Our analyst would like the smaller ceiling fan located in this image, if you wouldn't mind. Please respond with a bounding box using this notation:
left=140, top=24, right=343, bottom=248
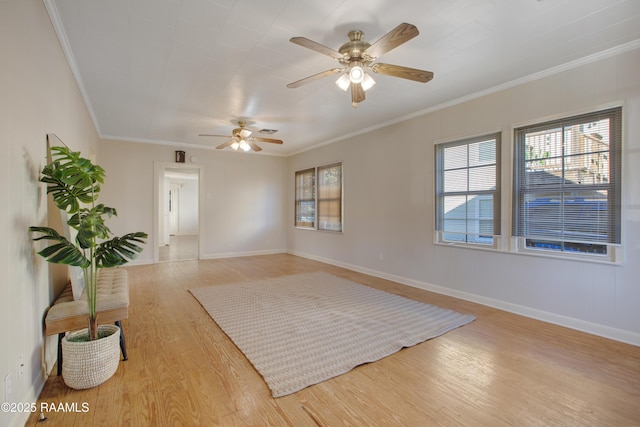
left=287, top=22, right=433, bottom=108
left=199, top=121, right=283, bottom=152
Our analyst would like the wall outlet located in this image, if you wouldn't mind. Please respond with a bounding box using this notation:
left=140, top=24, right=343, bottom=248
left=4, top=372, right=11, bottom=403
left=17, top=353, right=24, bottom=380
left=378, top=253, right=384, bottom=261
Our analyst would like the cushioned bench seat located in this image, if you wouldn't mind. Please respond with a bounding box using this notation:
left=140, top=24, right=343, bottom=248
left=45, top=268, right=129, bottom=375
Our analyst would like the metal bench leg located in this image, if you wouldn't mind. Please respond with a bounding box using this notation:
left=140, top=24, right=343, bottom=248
left=57, top=332, right=64, bottom=375
left=115, top=320, right=128, bottom=361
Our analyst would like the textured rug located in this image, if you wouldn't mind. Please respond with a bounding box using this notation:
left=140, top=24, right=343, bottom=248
left=189, top=271, right=475, bottom=397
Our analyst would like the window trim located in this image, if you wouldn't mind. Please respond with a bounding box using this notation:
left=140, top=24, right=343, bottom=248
left=434, top=132, right=502, bottom=249
left=294, top=163, right=343, bottom=233
left=294, top=168, right=316, bottom=229
left=316, top=163, right=343, bottom=232
left=511, top=106, right=622, bottom=264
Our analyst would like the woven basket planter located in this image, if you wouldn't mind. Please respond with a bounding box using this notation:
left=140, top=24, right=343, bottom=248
left=61, top=324, right=121, bottom=389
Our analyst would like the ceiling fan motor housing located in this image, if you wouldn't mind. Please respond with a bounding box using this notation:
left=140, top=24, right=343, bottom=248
left=338, top=30, right=372, bottom=63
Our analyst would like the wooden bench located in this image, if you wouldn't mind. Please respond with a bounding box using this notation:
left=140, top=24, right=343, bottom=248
left=45, top=268, right=129, bottom=375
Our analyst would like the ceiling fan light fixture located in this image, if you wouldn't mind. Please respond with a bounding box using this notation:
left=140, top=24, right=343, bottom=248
left=361, top=73, right=376, bottom=91
left=349, top=64, right=365, bottom=83
left=288, top=23, right=433, bottom=109
left=239, top=139, right=251, bottom=152
left=335, top=74, right=350, bottom=91
left=201, top=120, right=284, bottom=152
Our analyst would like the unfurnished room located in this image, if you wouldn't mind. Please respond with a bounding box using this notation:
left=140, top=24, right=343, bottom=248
left=2, top=0, right=640, bottom=426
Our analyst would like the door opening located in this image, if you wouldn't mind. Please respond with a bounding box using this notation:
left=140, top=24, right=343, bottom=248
left=154, top=163, right=202, bottom=263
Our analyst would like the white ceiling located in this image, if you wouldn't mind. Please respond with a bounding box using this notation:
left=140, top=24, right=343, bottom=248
left=46, top=0, right=640, bottom=156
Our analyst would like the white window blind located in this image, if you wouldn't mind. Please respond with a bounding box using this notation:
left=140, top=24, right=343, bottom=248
left=295, top=168, right=315, bottom=228
left=295, top=163, right=343, bottom=231
left=317, top=163, right=342, bottom=232
left=435, top=134, right=501, bottom=245
left=513, top=107, right=622, bottom=255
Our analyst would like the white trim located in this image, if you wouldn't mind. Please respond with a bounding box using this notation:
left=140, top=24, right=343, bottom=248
left=288, top=249, right=640, bottom=347
left=120, top=257, right=154, bottom=267
left=510, top=104, right=624, bottom=265
left=153, top=162, right=204, bottom=264
left=10, top=377, right=45, bottom=427
left=294, top=162, right=344, bottom=232
left=433, top=129, right=503, bottom=147
left=289, top=41, right=640, bottom=157
left=433, top=231, right=502, bottom=251
left=434, top=133, right=501, bottom=250
left=43, top=0, right=101, bottom=136
left=511, top=100, right=625, bottom=129
left=202, top=248, right=287, bottom=259
left=102, top=135, right=286, bottom=157
left=512, top=237, right=622, bottom=265
left=45, top=0, right=640, bottom=160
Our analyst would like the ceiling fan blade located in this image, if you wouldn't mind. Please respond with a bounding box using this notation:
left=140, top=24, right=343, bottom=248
left=287, top=68, right=343, bottom=88
left=216, top=139, right=235, bottom=149
left=290, top=37, right=343, bottom=60
left=253, top=137, right=283, bottom=144
left=364, top=23, right=419, bottom=59
left=248, top=141, right=263, bottom=152
left=199, top=134, right=231, bottom=138
left=350, top=82, right=365, bottom=106
left=370, top=63, right=433, bottom=83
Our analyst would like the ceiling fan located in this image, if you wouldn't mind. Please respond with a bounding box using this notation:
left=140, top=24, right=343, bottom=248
left=199, top=121, right=283, bottom=152
left=287, top=22, right=433, bottom=108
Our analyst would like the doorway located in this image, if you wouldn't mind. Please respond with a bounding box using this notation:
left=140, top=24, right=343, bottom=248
left=154, top=163, right=202, bottom=263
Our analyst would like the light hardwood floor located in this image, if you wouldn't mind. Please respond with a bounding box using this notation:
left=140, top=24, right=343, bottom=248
left=158, top=234, right=199, bottom=262
left=27, top=254, right=640, bottom=426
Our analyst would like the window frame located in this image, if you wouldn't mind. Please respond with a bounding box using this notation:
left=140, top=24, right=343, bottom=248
left=294, top=168, right=316, bottom=229
left=512, top=106, right=622, bottom=263
left=434, top=132, right=502, bottom=249
left=294, top=163, right=343, bottom=232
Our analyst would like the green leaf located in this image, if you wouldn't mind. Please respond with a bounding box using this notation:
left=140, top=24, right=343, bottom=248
left=41, top=146, right=105, bottom=214
left=29, top=226, right=90, bottom=268
left=71, top=205, right=116, bottom=249
left=95, top=232, right=148, bottom=268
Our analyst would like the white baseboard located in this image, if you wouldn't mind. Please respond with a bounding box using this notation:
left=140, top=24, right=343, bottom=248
left=8, top=377, right=46, bottom=427
left=202, top=248, right=287, bottom=260
left=125, top=258, right=154, bottom=266
left=288, top=250, right=640, bottom=347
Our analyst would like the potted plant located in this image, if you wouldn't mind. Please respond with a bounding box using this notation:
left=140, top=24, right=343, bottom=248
left=30, top=145, right=147, bottom=387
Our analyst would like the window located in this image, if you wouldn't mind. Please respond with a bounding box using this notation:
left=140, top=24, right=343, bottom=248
left=295, top=168, right=315, bottom=228
left=317, top=164, right=343, bottom=231
left=435, top=134, right=501, bottom=246
left=513, top=107, right=621, bottom=258
left=295, top=163, right=342, bottom=231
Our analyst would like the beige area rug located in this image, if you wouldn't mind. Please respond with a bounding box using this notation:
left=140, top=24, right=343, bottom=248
left=189, top=271, right=475, bottom=397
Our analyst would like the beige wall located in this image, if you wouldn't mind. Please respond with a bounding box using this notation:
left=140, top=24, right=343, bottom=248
left=3, top=3, right=639, bottom=426
left=288, top=47, right=640, bottom=345
left=1, top=1, right=99, bottom=426
left=97, top=139, right=288, bottom=263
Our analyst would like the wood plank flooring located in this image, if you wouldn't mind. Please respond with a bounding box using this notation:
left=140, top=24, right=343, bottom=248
left=158, top=234, right=199, bottom=262
left=26, top=254, right=640, bottom=426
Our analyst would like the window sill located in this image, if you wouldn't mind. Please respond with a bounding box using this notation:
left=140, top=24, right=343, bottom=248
left=510, top=237, right=622, bottom=265
left=433, top=232, right=502, bottom=251
left=294, top=226, right=343, bottom=234
left=434, top=241, right=499, bottom=250
left=433, top=233, right=623, bottom=265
